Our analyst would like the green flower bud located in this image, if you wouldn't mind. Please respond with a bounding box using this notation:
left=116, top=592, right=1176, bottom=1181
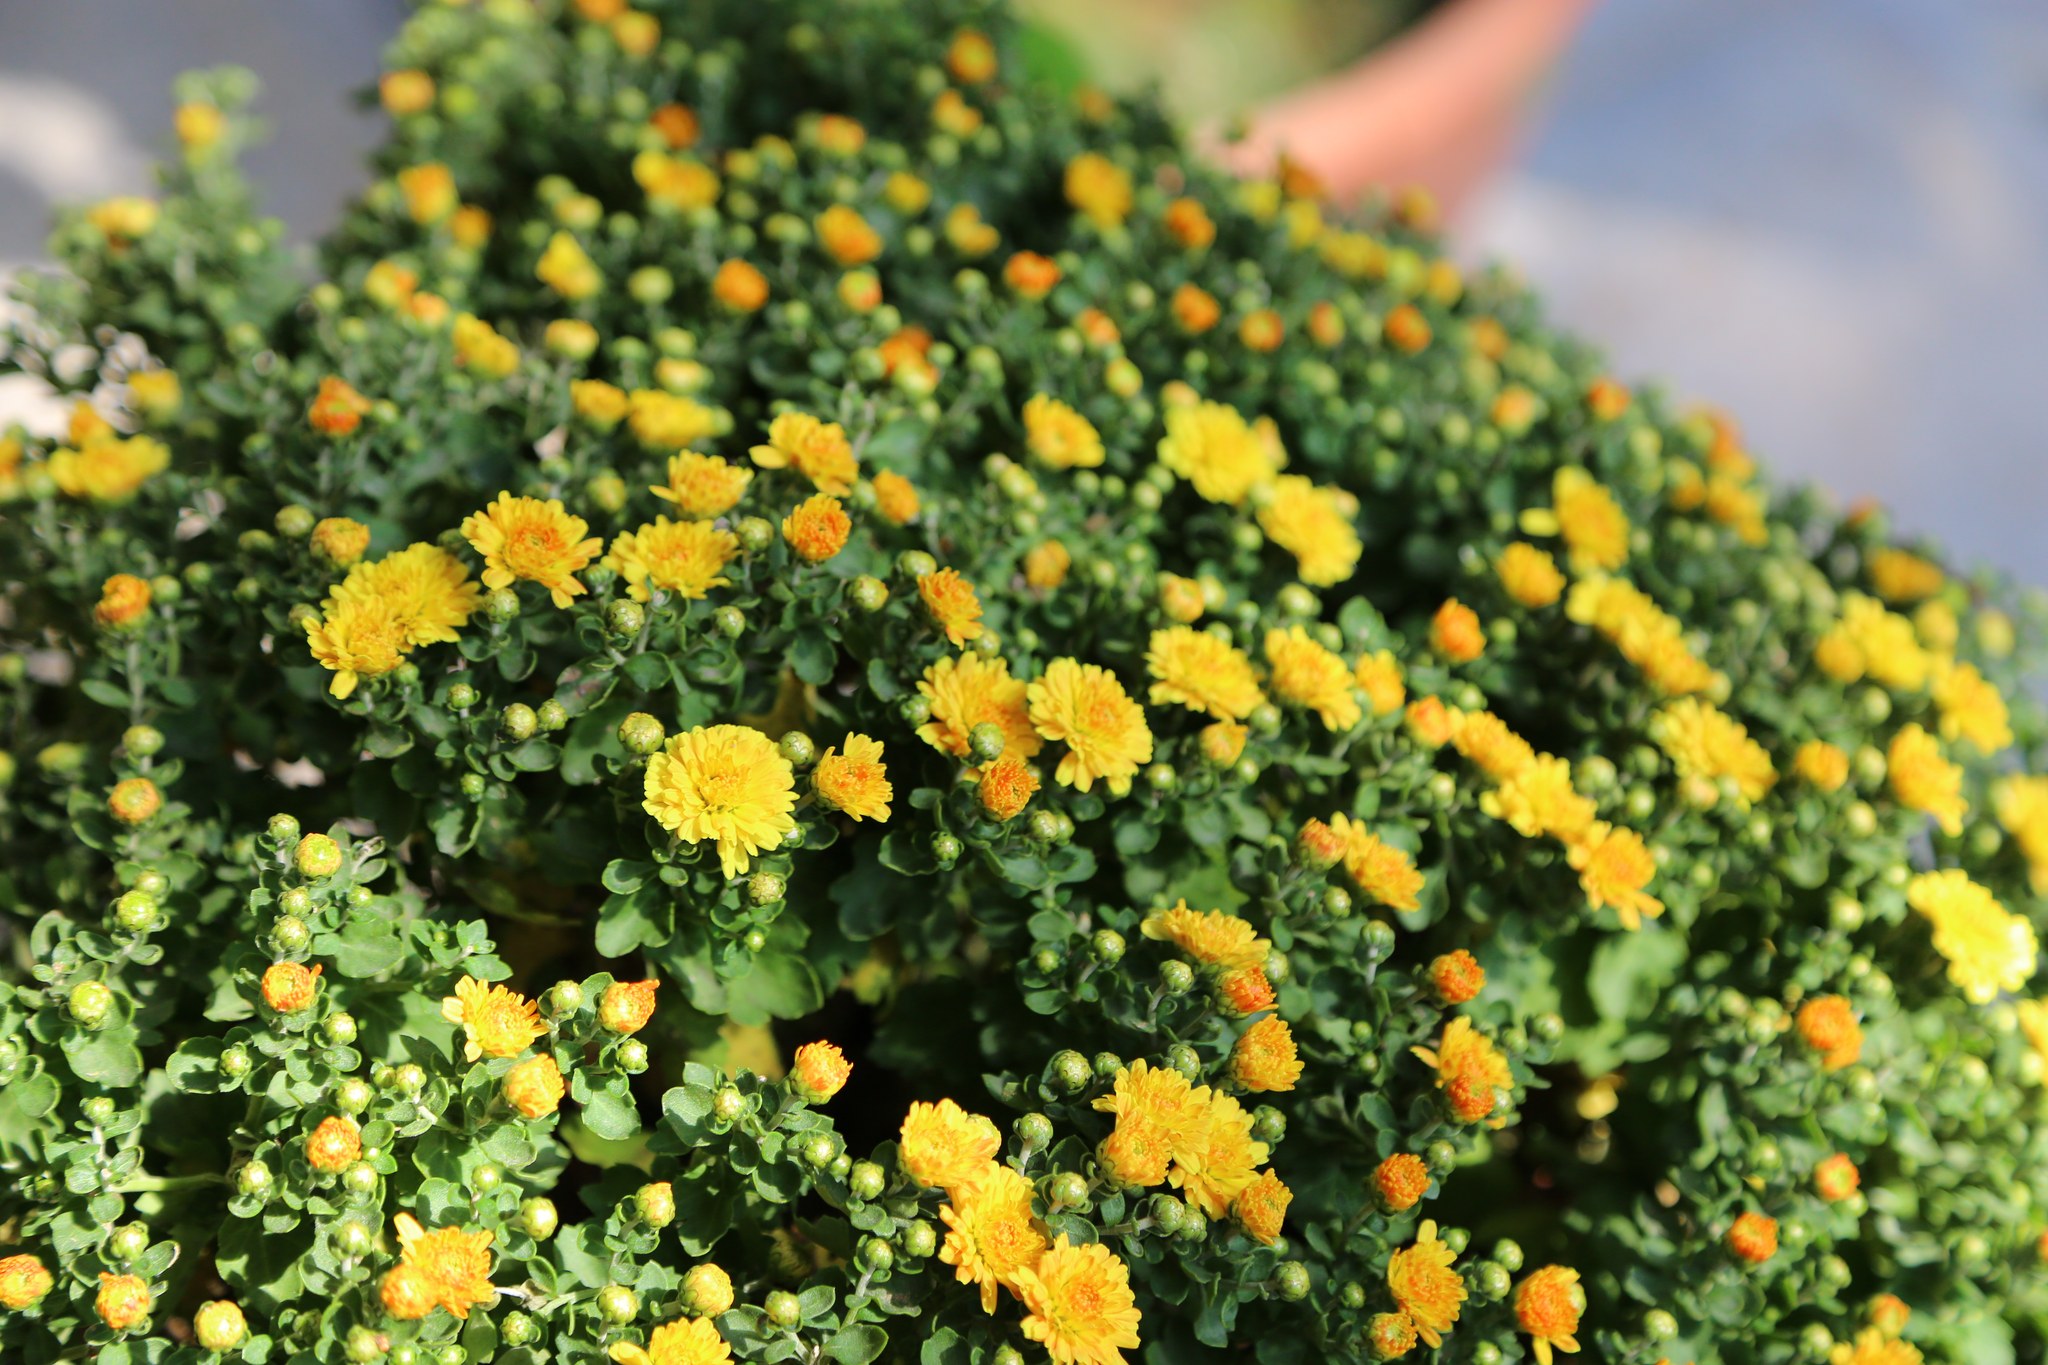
left=501, top=1311, right=541, bottom=1348
left=521, top=1196, right=560, bottom=1240
left=198, top=1301, right=252, bottom=1352
left=605, top=599, right=646, bottom=639
left=619, top=1039, right=650, bottom=1072
left=112, top=890, right=158, bottom=933
left=237, top=1159, right=273, bottom=1197
left=484, top=587, right=521, bottom=624
left=748, top=872, right=786, bottom=905
left=1044, top=1171, right=1089, bottom=1210
left=1274, top=1262, right=1310, bottom=1301
left=619, top=712, right=666, bottom=754
left=712, top=1085, right=746, bottom=1123
left=967, top=721, right=1007, bottom=764
left=897, top=550, right=938, bottom=580
left=1049, top=1049, right=1092, bottom=1094
left=931, top=833, right=962, bottom=865
left=499, top=703, right=538, bottom=742
left=599, top=1283, right=640, bottom=1324
left=221, top=1044, right=252, bottom=1079
left=267, top=813, right=301, bottom=844
left=765, top=1289, right=803, bottom=1328
left=343, top=1161, right=379, bottom=1196
left=121, top=724, right=165, bottom=759
left=322, top=1012, right=359, bottom=1046
left=1090, top=928, right=1125, bottom=964
left=336, top=1077, right=374, bottom=1114
left=848, top=575, right=890, bottom=611
left=335, top=1217, right=374, bottom=1257
left=635, top=1181, right=676, bottom=1227
left=899, top=1220, right=937, bottom=1259
left=778, top=731, right=816, bottom=766
left=68, top=980, right=115, bottom=1029
left=714, top=605, right=746, bottom=639
left=1158, top=959, right=1195, bottom=995
left=271, top=915, right=312, bottom=954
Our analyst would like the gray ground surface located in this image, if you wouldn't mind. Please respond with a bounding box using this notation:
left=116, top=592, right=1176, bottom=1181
left=4, top=0, right=2044, bottom=584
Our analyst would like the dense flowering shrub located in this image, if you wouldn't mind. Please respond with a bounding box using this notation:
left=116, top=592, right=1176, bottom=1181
left=4, top=2, right=2048, bottom=1363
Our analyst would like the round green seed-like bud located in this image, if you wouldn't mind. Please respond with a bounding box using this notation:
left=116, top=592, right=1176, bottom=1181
left=899, top=1220, right=937, bottom=1259
left=237, top=1159, right=274, bottom=1197
left=1250, top=1106, right=1286, bottom=1146
left=605, top=599, right=646, bottom=639
left=1470, top=1346, right=1503, bottom=1365
left=803, top=1134, right=839, bottom=1169
left=109, top=1222, right=150, bottom=1263
left=1471, top=1260, right=1510, bottom=1300
left=499, top=703, right=538, bottom=742
left=1158, top=959, right=1196, bottom=995
left=1798, top=1324, right=1833, bottom=1358
left=393, top=1063, right=427, bottom=1095
left=1361, top=919, right=1397, bottom=962
left=336, top=1077, right=374, bottom=1114
left=447, top=681, right=479, bottom=710
left=681, top=1263, right=734, bottom=1318
left=268, top=812, right=301, bottom=844
left=1090, top=929, right=1125, bottom=964
left=898, top=695, right=933, bottom=727
left=68, top=979, right=115, bottom=1029
left=1045, top=1171, right=1090, bottom=1210
left=322, top=1012, right=359, bottom=1047
left=471, top=1162, right=504, bottom=1194
left=619, top=712, right=666, bottom=755
left=777, top=731, right=816, bottom=766
left=897, top=550, right=939, bottom=580
left=196, top=1301, right=251, bottom=1352
left=848, top=575, right=890, bottom=611
left=549, top=980, right=585, bottom=1015
left=619, top=1040, right=650, bottom=1073
left=1049, top=1049, right=1092, bottom=1094
left=711, top=605, right=745, bottom=639
left=460, top=772, right=487, bottom=801
left=484, top=587, right=521, bottom=624
left=992, top=1347, right=1026, bottom=1365
left=635, top=1181, right=676, bottom=1227
left=966, top=722, right=1007, bottom=764
left=121, top=724, right=166, bottom=760
left=848, top=1161, right=887, bottom=1201
left=221, top=1044, right=252, bottom=1079
left=741, top=928, right=768, bottom=953
left=735, top=516, right=774, bottom=552
left=1093, top=1051, right=1124, bottom=1078
left=1015, top=1112, right=1055, bottom=1149
left=1026, top=809, right=1063, bottom=843
left=132, top=868, right=170, bottom=899
left=502, top=1311, right=541, bottom=1348
left=1166, top=1043, right=1201, bottom=1079
left=83, top=1095, right=117, bottom=1125
left=1532, top=1012, right=1565, bottom=1045
left=1440, top=1226, right=1470, bottom=1255
left=1273, top=1262, right=1310, bottom=1301
left=272, top=914, right=312, bottom=954
left=1148, top=1194, right=1188, bottom=1236
left=520, top=1196, right=560, bottom=1240
left=712, top=1085, right=747, bottom=1123
left=1178, top=1208, right=1208, bottom=1243
left=931, top=833, right=963, bottom=865
left=535, top=698, right=568, bottom=733
left=113, top=890, right=158, bottom=933
left=748, top=872, right=786, bottom=905
left=335, top=1217, right=374, bottom=1257
left=343, top=1161, right=379, bottom=1196
left=1492, top=1238, right=1524, bottom=1272
left=765, top=1290, right=803, bottom=1329
left=1425, top=1139, right=1459, bottom=1174
left=598, top=1283, right=640, bottom=1324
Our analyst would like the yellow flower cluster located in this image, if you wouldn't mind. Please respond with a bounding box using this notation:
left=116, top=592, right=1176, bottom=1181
left=1565, top=576, right=1721, bottom=697
left=1905, top=869, right=2037, bottom=1004
left=305, top=544, right=480, bottom=698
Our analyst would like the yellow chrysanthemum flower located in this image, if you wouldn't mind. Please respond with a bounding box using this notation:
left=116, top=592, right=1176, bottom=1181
left=1793, top=740, right=1850, bottom=793
left=1093, top=1059, right=1211, bottom=1188
left=1867, top=547, right=1944, bottom=604
left=939, top=1163, right=1049, bottom=1313
left=1520, top=467, right=1629, bottom=571
left=1480, top=754, right=1596, bottom=840
left=452, top=313, right=519, bottom=378
left=1386, top=1221, right=1467, bottom=1348
left=1449, top=709, right=1536, bottom=784
left=1144, top=626, right=1264, bottom=720
left=1064, top=151, right=1133, bottom=227
left=643, top=725, right=798, bottom=878
left=750, top=412, right=858, bottom=493
left=900, top=1098, right=1002, bottom=1192
left=2017, top=999, right=2048, bottom=1081
left=917, top=653, right=1043, bottom=768
left=1412, top=1016, right=1514, bottom=1125
left=1233, top=1169, right=1291, bottom=1245
left=1652, top=698, right=1777, bottom=807
left=461, top=493, right=603, bottom=608
left=1158, top=400, right=1280, bottom=506
left=1566, top=823, right=1663, bottom=930
left=1231, top=1017, right=1302, bottom=1092
left=1931, top=659, right=2012, bottom=753
left=609, top=1316, right=733, bottom=1365
left=504, top=1054, right=567, bottom=1118
left=1887, top=723, right=1967, bottom=835
left=1255, top=476, right=1362, bottom=586
left=1995, top=774, right=2048, bottom=894
left=1565, top=576, right=1720, bottom=697
left=398, top=162, right=457, bottom=223
left=629, top=390, right=720, bottom=450
left=440, top=975, right=545, bottom=1063
left=633, top=150, right=721, bottom=213
left=1024, top=394, right=1105, bottom=469
left=605, top=517, right=737, bottom=604
left=1495, top=542, right=1566, bottom=609
left=1171, top=1090, right=1268, bottom=1217
left=1513, top=1265, right=1584, bottom=1365
left=1354, top=650, right=1406, bottom=717
left=536, top=230, right=601, bottom=300
left=1138, top=901, right=1270, bottom=972
left=873, top=470, right=920, bottom=525
left=1331, top=813, right=1425, bottom=912
left=653, top=451, right=751, bottom=517
left=48, top=435, right=171, bottom=503
left=781, top=493, right=851, bottom=562
left=1816, top=593, right=1930, bottom=691
left=392, top=1213, right=496, bottom=1319
left=1027, top=658, right=1154, bottom=797
left=1906, top=868, right=2037, bottom=1004
left=790, top=1040, right=852, bottom=1104
left=327, top=543, right=480, bottom=653
left=918, top=569, right=985, bottom=647
left=1264, top=626, right=1361, bottom=731
left=814, top=733, right=892, bottom=821
left=304, top=596, right=407, bottom=699
left=1830, top=1328, right=1922, bottom=1365
left=1013, top=1237, right=1142, bottom=1365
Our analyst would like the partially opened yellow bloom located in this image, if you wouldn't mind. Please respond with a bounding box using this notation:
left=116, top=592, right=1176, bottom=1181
left=461, top=493, right=603, bottom=608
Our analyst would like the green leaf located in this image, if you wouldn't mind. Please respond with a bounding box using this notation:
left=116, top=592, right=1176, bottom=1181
left=64, top=1028, right=144, bottom=1087
left=581, top=1082, right=643, bottom=1141
left=1586, top=925, right=1688, bottom=1023
left=825, top=1325, right=887, bottom=1365
left=165, top=1038, right=226, bottom=1094
left=595, top=885, right=671, bottom=958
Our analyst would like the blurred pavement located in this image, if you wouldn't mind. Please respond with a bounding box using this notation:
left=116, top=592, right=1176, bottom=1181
left=3, top=0, right=2045, bottom=585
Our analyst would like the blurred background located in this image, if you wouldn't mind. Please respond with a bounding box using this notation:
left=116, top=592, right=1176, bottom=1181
left=4, top=0, right=2046, bottom=584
